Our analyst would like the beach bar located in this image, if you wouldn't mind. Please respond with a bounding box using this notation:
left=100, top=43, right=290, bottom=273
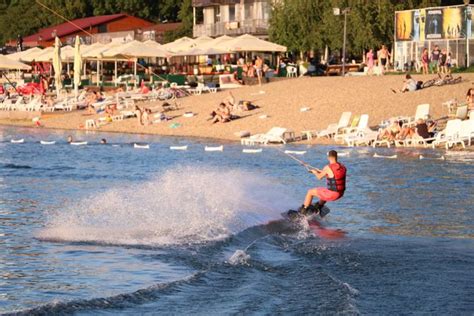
left=394, top=3, right=474, bottom=71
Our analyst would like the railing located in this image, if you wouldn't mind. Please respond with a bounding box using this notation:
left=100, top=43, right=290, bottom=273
left=192, top=0, right=240, bottom=7
left=193, top=19, right=269, bottom=37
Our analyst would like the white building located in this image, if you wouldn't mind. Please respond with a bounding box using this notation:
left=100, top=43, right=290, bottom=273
left=192, top=0, right=272, bottom=38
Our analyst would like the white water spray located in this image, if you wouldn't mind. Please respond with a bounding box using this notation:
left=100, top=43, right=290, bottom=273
left=38, top=166, right=297, bottom=246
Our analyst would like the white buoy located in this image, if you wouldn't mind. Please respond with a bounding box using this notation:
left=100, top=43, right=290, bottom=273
left=338, top=152, right=350, bottom=157
left=134, top=143, right=150, bottom=149
left=40, top=141, right=56, bottom=145
left=419, top=154, right=445, bottom=160
left=243, top=148, right=262, bottom=154
left=285, top=150, right=306, bottom=155
left=205, top=145, right=223, bottom=152
left=70, top=141, right=88, bottom=146
left=373, top=153, right=397, bottom=159
left=10, top=139, right=24, bottom=144
left=170, top=145, right=188, bottom=151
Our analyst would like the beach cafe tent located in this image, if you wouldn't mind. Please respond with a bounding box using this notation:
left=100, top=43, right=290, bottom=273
left=73, top=35, right=82, bottom=99
left=197, top=35, right=233, bottom=50
left=102, top=40, right=170, bottom=58
left=162, top=36, right=196, bottom=53
left=7, top=47, right=43, bottom=62
left=60, top=45, right=75, bottom=61
left=172, top=47, right=227, bottom=57
left=31, top=47, right=55, bottom=62
left=221, top=34, right=287, bottom=53
left=0, top=54, right=31, bottom=70
left=193, top=35, right=214, bottom=47
left=52, top=37, right=62, bottom=96
left=144, top=40, right=162, bottom=48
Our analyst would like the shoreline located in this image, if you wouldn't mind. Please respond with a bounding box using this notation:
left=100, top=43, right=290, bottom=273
left=1, top=74, right=473, bottom=149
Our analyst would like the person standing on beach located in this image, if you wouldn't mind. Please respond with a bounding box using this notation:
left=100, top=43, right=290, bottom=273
left=378, top=45, right=391, bottom=74
left=421, top=48, right=429, bottom=74
left=431, top=45, right=441, bottom=74
left=255, top=56, right=263, bottom=86
left=298, top=150, right=347, bottom=217
left=366, top=49, right=374, bottom=75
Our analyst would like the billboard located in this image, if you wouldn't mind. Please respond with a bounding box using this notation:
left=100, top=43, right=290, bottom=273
left=443, top=7, right=464, bottom=39
left=425, top=9, right=443, bottom=39
left=396, top=5, right=473, bottom=41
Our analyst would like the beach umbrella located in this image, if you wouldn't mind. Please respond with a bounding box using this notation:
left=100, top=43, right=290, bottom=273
left=173, top=47, right=227, bottom=57
left=73, top=36, right=82, bottom=99
left=52, top=37, right=62, bottom=97
left=0, top=54, right=31, bottom=70
left=7, top=47, right=43, bottom=62
left=103, top=40, right=170, bottom=58
left=162, top=36, right=196, bottom=52
left=324, top=45, right=328, bottom=64
left=33, top=46, right=55, bottom=62
left=222, top=34, right=287, bottom=53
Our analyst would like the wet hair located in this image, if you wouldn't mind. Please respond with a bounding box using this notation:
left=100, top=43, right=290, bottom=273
left=467, top=88, right=474, bottom=97
left=100, top=138, right=107, bottom=144
left=328, top=150, right=338, bottom=159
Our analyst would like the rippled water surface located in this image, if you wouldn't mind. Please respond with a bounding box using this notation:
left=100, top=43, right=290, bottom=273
left=0, top=126, right=473, bottom=315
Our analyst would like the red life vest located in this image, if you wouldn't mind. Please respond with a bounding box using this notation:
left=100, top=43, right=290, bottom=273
left=327, top=163, right=346, bottom=195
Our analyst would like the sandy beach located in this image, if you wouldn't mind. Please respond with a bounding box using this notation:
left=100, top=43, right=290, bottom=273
left=1, top=73, right=473, bottom=144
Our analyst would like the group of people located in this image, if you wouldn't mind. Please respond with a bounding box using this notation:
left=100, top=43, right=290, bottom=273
left=365, top=44, right=391, bottom=75
left=378, top=118, right=437, bottom=143
left=421, top=45, right=451, bottom=74
left=209, top=92, right=258, bottom=124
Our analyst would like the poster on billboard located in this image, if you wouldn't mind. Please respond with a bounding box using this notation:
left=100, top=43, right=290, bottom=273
left=396, top=11, right=414, bottom=41
left=425, top=9, right=443, bottom=39
left=443, top=7, right=464, bottom=39
left=467, top=6, right=473, bottom=38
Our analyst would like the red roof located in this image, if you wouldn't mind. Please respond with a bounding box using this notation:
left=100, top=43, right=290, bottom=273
left=22, top=14, right=129, bottom=43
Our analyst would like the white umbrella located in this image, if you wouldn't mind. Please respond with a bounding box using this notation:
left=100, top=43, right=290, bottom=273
left=162, top=37, right=196, bottom=52
left=52, top=37, right=62, bottom=97
left=324, top=45, right=329, bottom=64
left=7, top=47, right=43, bottom=62
left=173, top=47, right=227, bottom=57
left=33, top=47, right=55, bottom=62
left=73, top=36, right=82, bottom=99
left=0, top=54, right=31, bottom=70
left=103, top=40, right=170, bottom=58
left=222, top=34, right=287, bottom=52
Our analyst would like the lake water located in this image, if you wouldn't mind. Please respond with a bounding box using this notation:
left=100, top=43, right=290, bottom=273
left=0, top=126, right=473, bottom=315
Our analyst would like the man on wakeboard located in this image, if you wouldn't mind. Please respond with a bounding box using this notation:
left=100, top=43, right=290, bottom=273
left=298, top=150, right=346, bottom=217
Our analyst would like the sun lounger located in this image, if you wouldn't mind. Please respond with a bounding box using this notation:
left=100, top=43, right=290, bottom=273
left=432, top=119, right=462, bottom=149
left=450, top=119, right=474, bottom=148
left=306, top=112, right=352, bottom=139
left=345, top=129, right=379, bottom=147
left=241, top=127, right=295, bottom=145
left=403, top=103, right=430, bottom=127
left=335, top=114, right=369, bottom=143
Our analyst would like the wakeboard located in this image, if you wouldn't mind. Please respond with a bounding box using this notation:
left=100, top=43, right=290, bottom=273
left=282, top=206, right=346, bottom=239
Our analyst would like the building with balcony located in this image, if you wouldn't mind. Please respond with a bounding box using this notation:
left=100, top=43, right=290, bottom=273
left=192, top=0, right=271, bottom=38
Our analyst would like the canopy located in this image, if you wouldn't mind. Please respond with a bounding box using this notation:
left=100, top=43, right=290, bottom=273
left=0, top=54, right=31, bottom=70
left=144, top=40, right=162, bottom=48
left=52, top=37, right=62, bottom=96
left=197, top=35, right=233, bottom=50
left=73, top=36, right=82, bottom=98
left=60, top=45, right=75, bottom=61
left=162, top=36, right=196, bottom=52
left=7, top=47, right=43, bottom=62
left=102, top=40, right=170, bottom=58
left=82, top=42, right=118, bottom=59
left=172, top=47, right=227, bottom=57
left=32, top=47, right=55, bottom=62
left=193, top=35, right=213, bottom=46
left=221, top=34, right=287, bottom=52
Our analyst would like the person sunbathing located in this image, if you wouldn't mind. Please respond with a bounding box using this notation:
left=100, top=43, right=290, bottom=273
left=379, top=121, right=402, bottom=141
left=211, top=103, right=232, bottom=124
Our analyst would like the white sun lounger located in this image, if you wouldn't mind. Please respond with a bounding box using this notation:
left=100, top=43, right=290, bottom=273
left=403, top=103, right=430, bottom=127
left=432, top=119, right=462, bottom=149
left=241, top=127, right=295, bottom=146
left=313, top=112, right=352, bottom=139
